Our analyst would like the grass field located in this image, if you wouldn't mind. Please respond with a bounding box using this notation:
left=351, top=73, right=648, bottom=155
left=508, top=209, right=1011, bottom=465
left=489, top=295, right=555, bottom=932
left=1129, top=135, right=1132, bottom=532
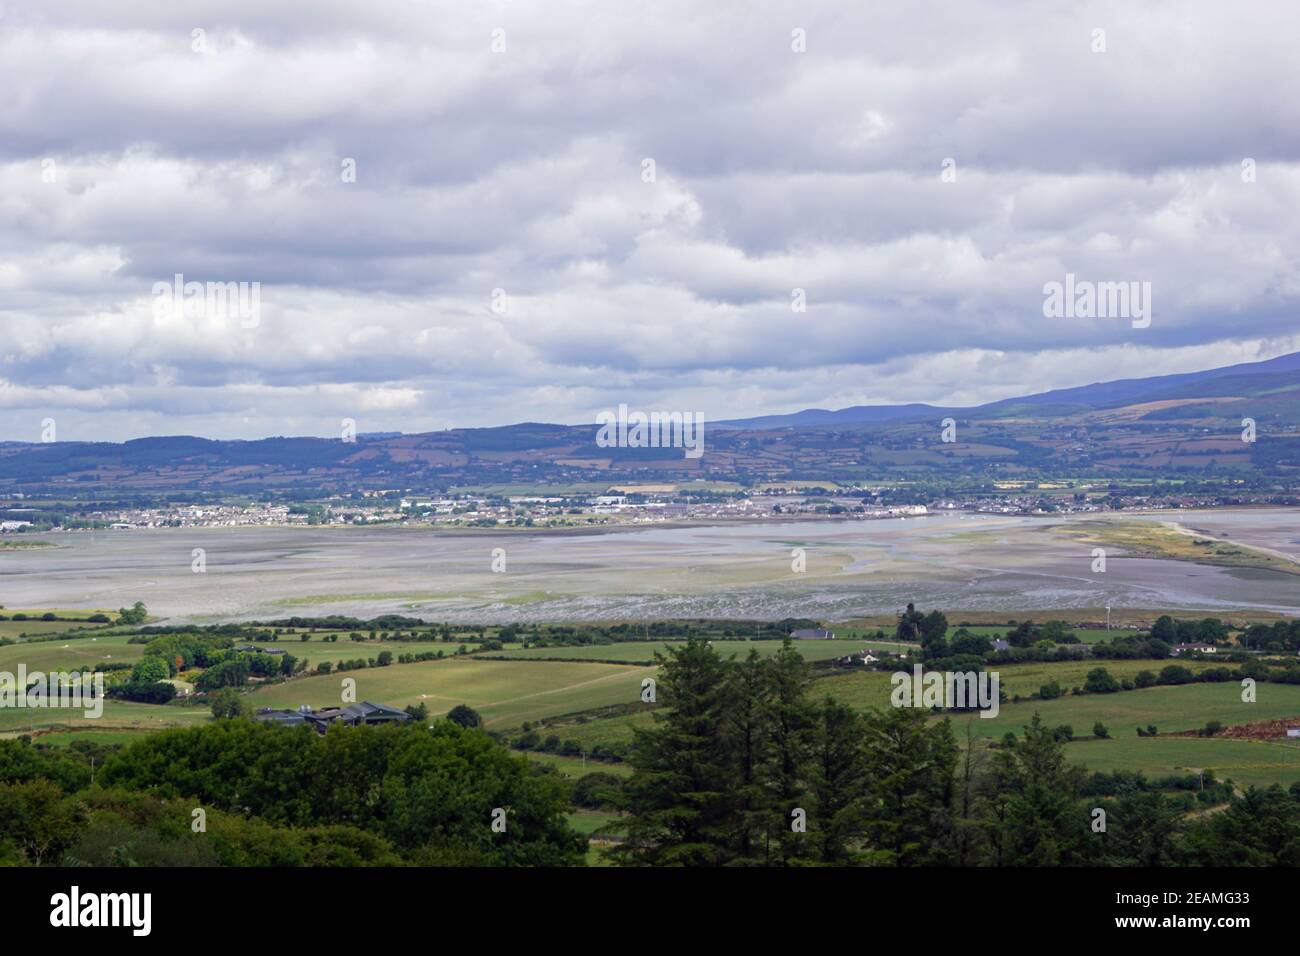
left=544, top=672, right=1300, bottom=766
left=0, top=632, right=144, bottom=673
left=0, top=620, right=110, bottom=639
left=524, top=751, right=633, bottom=778
left=247, top=657, right=656, bottom=728
left=483, top=639, right=911, bottom=664
left=819, top=658, right=1223, bottom=710
left=0, top=699, right=209, bottom=737
left=265, top=638, right=463, bottom=664
left=971, top=682, right=1300, bottom=740
left=1065, top=736, right=1300, bottom=789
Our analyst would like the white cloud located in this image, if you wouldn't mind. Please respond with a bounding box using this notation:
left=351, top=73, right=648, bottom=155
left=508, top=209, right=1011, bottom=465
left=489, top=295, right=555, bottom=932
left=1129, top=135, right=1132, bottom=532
left=1, top=0, right=1299, bottom=440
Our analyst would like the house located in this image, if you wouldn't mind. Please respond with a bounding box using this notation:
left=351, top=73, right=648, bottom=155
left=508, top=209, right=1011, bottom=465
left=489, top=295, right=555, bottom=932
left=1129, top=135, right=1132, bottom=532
left=1171, top=643, right=1217, bottom=656
left=1288, top=729, right=1300, bottom=738
left=791, top=628, right=835, bottom=640
left=254, top=700, right=413, bottom=734
left=990, top=639, right=1011, bottom=652
left=339, top=700, right=414, bottom=726
left=253, top=705, right=312, bottom=727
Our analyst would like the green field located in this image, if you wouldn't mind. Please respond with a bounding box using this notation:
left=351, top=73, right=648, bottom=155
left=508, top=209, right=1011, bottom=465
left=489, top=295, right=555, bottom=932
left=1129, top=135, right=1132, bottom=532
left=525, top=751, right=633, bottom=778
left=484, top=639, right=911, bottom=664
left=1065, top=736, right=1300, bottom=789
left=0, top=619, right=110, bottom=639
left=0, top=699, right=209, bottom=737
left=970, top=682, right=1300, bottom=740
left=567, top=809, right=625, bottom=838
left=0, top=632, right=143, bottom=673
left=247, top=657, right=656, bottom=728
left=263, top=638, right=463, bottom=664
left=820, top=658, right=1223, bottom=711
left=542, top=674, right=1300, bottom=773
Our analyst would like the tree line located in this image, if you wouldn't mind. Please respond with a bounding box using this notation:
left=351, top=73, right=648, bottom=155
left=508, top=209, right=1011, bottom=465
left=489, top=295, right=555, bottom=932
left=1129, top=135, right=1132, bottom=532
left=613, top=638, right=1300, bottom=866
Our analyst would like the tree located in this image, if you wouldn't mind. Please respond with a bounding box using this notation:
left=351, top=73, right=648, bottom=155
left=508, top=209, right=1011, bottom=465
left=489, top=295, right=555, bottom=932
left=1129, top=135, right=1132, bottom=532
left=988, top=714, right=1088, bottom=866
left=404, top=701, right=429, bottom=722
left=807, top=697, right=867, bottom=863
left=720, top=649, right=770, bottom=863
left=1102, top=790, right=1185, bottom=866
left=116, top=601, right=148, bottom=626
left=1150, top=615, right=1178, bottom=644
left=446, top=704, right=482, bottom=728
left=1083, top=667, right=1120, bottom=694
left=617, top=638, right=735, bottom=866
left=210, top=687, right=246, bottom=719
left=760, top=640, right=814, bottom=865
left=862, top=706, right=957, bottom=866
left=130, top=657, right=170, bottom=684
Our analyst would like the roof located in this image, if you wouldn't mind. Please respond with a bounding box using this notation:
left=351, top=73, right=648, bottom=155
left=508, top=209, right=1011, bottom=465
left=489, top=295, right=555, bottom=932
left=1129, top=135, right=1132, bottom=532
left=343, top=700, right=413, bottom=720
left=790, top=628, right=834, bottom=639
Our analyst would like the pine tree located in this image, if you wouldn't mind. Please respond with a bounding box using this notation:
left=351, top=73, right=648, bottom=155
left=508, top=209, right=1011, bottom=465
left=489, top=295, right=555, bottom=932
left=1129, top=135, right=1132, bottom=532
left=721, top=649, right=770, bottom=864
left=760, top=639, right=815, bottom=865
left=807, top=696, right=867, bottom=863
left=862, top=706, right=957, bottom=865
left=616, top=638, right=735, bottom=866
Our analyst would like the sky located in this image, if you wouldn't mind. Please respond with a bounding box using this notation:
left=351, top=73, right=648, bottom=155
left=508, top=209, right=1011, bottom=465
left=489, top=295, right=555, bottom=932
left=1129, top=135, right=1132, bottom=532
left=2, top=0, right=1299, bottom=442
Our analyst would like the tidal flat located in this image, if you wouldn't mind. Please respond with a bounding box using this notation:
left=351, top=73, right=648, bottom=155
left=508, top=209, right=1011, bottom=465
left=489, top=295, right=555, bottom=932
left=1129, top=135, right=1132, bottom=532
left=2, top=509, right=1298, bottom=625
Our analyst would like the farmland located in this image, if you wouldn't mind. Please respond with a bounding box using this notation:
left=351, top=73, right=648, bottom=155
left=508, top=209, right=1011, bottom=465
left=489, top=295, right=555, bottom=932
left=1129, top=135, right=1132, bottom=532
left=245, top=656, right=656, bottom=729
left=483, top=638, right=911, bottom=664
left=3, top=606, right=1298, bottom=812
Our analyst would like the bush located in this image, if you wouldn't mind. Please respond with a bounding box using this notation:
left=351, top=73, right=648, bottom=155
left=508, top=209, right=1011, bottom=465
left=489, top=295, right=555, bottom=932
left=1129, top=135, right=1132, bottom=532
left=1083, top=667, right=1121, bottom=694
left=1158, top=665, right=1195, bottom=686
left=210, top=687, right=246, bottom=719
left=571, top=772, right=625, bottom=809
left=446, top=704, right=482, bottom=729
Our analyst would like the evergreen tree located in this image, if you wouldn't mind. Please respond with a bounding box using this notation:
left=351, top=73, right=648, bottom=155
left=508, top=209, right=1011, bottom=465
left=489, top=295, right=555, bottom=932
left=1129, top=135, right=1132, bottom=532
left=989, top=713, right=1089, bottom=865
left=721, top=649, right=770, bottom=863
left=759, top=640, right=814, bottom=865
left=617, top=638, right=735, bottom=866
left=807, top=696, right=867, bottom=863
left=862, top=706, right=957, bottom=865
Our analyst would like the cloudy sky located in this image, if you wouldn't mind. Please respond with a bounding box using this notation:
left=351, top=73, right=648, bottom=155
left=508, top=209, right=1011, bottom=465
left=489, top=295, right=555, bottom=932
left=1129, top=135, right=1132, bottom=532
left=2, top=0, right=1299, bottom=442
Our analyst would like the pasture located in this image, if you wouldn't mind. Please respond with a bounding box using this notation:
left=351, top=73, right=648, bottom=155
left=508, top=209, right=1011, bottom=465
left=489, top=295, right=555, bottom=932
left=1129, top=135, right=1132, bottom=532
left=1065, top=736, right=1300, bottom=789
left=0, top=632, right=143, bottom=673
left=247, top=657, right=656, bottom=728
left=483, top=638, right=910, bottom=664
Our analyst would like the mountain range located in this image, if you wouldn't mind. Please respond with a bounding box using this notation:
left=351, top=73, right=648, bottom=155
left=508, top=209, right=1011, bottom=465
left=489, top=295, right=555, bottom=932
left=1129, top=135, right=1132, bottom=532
left=4, top=351, right=1300, bottom=492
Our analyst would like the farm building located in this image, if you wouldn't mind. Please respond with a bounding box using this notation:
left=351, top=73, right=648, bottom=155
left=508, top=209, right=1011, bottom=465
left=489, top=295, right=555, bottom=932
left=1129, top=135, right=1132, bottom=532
left=791, top=628, right=835, bottom=640
left=254, top=700, right=413, bottom=733
left=1171, top=642, right=1217, bottom=656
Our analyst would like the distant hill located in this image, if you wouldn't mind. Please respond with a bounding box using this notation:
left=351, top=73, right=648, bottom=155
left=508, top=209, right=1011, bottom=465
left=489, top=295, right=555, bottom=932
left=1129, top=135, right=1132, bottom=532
left=3, top=351, right=1299, bottom=491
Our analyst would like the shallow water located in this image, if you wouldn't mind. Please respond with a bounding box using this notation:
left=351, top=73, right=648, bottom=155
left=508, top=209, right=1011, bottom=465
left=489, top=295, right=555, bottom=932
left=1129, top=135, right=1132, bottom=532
left=2, top=509, right=1297, bottom=624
